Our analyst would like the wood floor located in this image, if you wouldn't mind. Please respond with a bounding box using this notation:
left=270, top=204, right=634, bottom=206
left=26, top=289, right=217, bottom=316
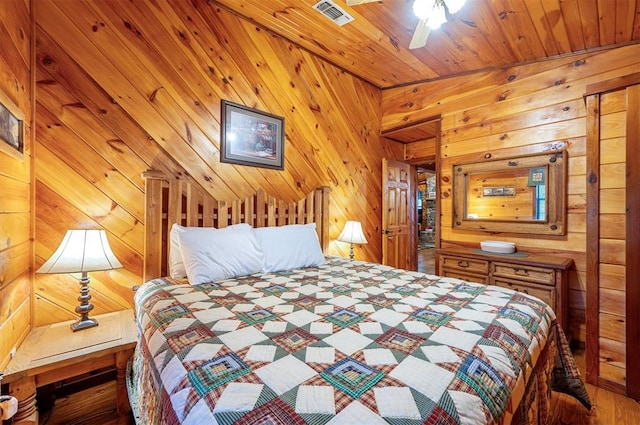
left=550, top=350, right=640, bottom=424
left=417, top=246, right=436, bottom=275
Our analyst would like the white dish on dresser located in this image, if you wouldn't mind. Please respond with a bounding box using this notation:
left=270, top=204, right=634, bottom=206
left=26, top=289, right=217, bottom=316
left=480, top=240, right=516, bottom=254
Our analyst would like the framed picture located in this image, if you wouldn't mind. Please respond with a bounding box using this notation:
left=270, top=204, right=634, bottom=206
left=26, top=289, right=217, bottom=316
left=482, top=186, right=516, bottom=197
left=220, top=100, right=284, bottom=170
left=0, top=87, right=25, bottom=160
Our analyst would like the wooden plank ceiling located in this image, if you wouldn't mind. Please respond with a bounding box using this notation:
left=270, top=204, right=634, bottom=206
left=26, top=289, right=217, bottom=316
left=219, top=0, right=640, bottom=89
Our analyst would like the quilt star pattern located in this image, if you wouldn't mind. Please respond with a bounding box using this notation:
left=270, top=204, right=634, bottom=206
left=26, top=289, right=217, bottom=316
left=130, top=257, right=590, bottom=425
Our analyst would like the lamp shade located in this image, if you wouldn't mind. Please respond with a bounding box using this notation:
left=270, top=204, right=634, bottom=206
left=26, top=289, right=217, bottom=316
left=37, top=229, right=122, bottom=274
left=337, top=221, right=368, bottom=245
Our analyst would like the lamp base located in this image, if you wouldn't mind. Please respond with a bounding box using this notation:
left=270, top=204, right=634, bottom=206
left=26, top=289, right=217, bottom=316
left=71, top=317, right=99, bottom=332
left=71, top=272, right=98, bottom=332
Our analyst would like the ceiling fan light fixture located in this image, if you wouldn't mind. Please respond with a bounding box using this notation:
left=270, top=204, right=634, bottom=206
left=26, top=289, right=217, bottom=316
left=428, top=2, right=447, bottom=29
left=412, top=0, right=436, bottom=21
left=443, top=0, right=466, bottom=14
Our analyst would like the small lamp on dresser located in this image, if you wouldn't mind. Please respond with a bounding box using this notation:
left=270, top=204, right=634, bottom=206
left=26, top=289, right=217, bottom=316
left=337, top=221, right=368, bottom=260
left=37, top=229, right=122, bottom=331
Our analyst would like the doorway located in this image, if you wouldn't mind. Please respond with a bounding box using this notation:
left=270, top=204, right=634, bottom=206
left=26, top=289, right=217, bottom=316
left=381, top=115, right=441, bottom=273
left=417, top=164, right=436, bottom=274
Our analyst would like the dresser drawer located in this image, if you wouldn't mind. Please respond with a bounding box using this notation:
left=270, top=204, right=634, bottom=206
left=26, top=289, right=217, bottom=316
left=493, top=278, right=556, bottom=310
left=437, top=247, right=571, bottom=336
left=440, top=255, right=489, bottom=275
left=492, top=262, right=555, bottom=286
left=441, top=269, right=489, bottom=285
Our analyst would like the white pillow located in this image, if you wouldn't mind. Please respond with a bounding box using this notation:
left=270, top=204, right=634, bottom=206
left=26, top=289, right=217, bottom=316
left=169, top=223, right=251, bottom=278
left=177, top=225, right=264, bottom=285
left=253, top=223, right=325, bottom=273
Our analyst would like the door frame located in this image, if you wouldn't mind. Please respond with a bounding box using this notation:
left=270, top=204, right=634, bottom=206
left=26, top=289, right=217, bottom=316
left=381, top=115, right=442, bottom=272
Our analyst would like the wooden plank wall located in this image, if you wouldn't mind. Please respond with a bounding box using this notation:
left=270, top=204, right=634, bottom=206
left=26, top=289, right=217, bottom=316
left=381, top=43, right=640, bottom=348
left=31, top=0, right=403, bottom=326
left=596, top=89, right=627, bottom=388
left=0, top=0, right=33, bottom=370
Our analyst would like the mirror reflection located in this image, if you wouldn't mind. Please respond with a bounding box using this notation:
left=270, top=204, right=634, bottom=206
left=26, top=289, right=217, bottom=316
left=465, top=166, right=547, bottom=221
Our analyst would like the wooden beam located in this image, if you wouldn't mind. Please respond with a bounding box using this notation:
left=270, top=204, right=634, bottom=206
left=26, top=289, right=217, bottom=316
left=626, top=83, right=640, bottom=400
left=585, top=93, right=600, bottom=386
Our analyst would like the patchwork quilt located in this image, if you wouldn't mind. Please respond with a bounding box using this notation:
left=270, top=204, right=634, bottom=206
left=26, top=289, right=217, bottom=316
left=130, top=257, right=590, bottom=424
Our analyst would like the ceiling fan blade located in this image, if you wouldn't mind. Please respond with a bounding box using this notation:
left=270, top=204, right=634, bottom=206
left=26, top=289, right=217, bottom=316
left=346, top=0, right=380, bottom=5
left=409, top=19, right=430, bottom=49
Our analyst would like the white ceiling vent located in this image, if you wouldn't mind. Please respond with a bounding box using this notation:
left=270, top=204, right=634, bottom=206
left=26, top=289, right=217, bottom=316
left=312, top=0, right=355, bottom=27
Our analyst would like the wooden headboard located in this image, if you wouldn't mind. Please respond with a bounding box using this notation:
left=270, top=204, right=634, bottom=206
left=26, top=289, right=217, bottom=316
left=142, top=170, right=331, bottom=281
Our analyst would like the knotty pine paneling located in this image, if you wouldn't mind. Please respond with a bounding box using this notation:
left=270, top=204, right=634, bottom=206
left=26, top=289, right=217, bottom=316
left=0, top=0, right=33, bottom=369
left=381, top=44, right=640, bottom=346
left=595, top=88, right=628, bottom=388
left=32, top=0, right=402, bottom=325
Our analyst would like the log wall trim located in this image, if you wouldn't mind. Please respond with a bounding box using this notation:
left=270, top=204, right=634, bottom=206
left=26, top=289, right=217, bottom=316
left=626, top=83, right=640, bottom=400
left=142, top=171, right=331, bottom=282
left=585, top=93, right=600, bottom=386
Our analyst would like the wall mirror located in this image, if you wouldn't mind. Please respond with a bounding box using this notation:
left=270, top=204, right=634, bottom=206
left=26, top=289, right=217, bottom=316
left=453, top=150, right=566, bottom=235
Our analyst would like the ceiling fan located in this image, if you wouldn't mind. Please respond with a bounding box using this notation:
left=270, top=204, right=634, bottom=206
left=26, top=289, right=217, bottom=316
left=345, top=0, right=467, bottom=49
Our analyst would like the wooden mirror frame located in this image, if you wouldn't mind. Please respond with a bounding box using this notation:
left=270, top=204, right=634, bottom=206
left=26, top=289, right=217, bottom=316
left=452, top=150, right=567, bottom=236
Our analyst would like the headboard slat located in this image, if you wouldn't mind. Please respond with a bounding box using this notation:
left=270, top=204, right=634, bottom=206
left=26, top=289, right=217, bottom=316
left=142, top=170, right=331, bottom=281
left=297, top=198, right=305, bottom=224
left=202, top=197, right=214, bottom=227
left=277, top=200, right=286, bottom=226
left=217, top=201, right=228, bottom=228
left=306, top=191, right=315, bottom=224
left=267, top=195, right=276, bottom=227
left=288, top=202, right=296, bottom=225
left=187, top=184, right=199, bottom=226
left=256, top=189, right=266, bottom=228
left=168, top=180, right=181, bottom=233
left=143, top=171, right=165, bottom=281
left=232, top=199, right=242, bottom=224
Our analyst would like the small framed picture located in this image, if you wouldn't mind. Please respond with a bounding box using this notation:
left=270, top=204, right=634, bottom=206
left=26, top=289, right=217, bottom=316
left=482, top=186, right=516, bottom=197
left=0, top=88, right=25, bottom=160
left=220, top=100, right=284, bottom=170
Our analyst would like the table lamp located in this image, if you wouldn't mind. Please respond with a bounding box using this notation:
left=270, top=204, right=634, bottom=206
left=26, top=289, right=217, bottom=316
left=337, top=221, right=368, bottom=260
left=37, top=229, right=122, bottom=331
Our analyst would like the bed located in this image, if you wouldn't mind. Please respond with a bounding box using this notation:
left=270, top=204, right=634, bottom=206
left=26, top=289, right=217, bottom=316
left=128, top=171, right=590, bottom=424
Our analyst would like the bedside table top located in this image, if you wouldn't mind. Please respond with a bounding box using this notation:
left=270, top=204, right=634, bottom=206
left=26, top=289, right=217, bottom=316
left=2, top=309, right=137, bottom=383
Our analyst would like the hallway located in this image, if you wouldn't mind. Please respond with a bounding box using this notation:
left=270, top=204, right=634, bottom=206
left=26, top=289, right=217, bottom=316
left=417, top=247, right=436, bottom=275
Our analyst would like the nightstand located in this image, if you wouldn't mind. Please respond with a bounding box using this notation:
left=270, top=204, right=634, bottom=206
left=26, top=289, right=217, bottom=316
left=2, top=309, right=137, bottom=424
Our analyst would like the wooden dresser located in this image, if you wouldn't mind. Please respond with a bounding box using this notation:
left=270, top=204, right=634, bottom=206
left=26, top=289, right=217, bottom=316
left=436, top=247, right=573, bottom=334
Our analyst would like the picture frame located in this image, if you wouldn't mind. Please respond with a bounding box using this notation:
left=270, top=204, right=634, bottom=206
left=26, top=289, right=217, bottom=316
left=220, top=100, right=284, bottom=170
left=0, top=87, right=25, bottom=160
left=482, top=186, right=516, bottom=197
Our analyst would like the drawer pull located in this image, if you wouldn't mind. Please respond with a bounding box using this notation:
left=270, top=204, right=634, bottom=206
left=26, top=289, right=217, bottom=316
left=457, top=261, right=470, bottom=268
left=514, top=268, right=529, bottom=276
left=510, top=285, right=529, bottom=295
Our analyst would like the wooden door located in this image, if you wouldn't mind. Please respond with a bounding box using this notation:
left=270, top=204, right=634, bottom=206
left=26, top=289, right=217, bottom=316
left=382, top=159, right=413, bottom=269
left=586, top=76, right=640, bottom=399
